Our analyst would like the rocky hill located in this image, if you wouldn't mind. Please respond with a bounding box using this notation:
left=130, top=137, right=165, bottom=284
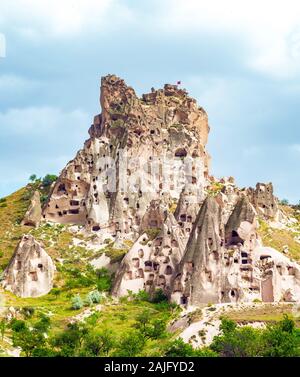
left=1, top=75, right=300, bottom=356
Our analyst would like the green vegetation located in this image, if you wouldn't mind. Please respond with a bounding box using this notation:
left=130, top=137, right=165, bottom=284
left=206, top=182, right=225, bottom=197
left=92, top=243, right=128, bottom=263
left=258, top=219, right=300, bottom=261
left=144, top=227, right=161, bottom=241
left=210, top=315, right=300, bottom=357
left=110, top=119, right=125, bottom=129
left=0, top=187, right=33, bottom=270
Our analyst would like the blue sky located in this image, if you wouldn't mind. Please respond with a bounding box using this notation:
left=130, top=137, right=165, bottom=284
left=0, top=0, right=300, bottom=203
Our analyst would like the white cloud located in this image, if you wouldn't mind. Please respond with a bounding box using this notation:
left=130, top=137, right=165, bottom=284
left=2, top=0, right=300, bottom=78
left=0, top=74, right=39, bottom=92
left=157, top=0, right=300, bottom=78
left=0, top=0, right=133, bottom=39
left=0, top=106, right=91, bottom=197
left=0, top=106, right=89, bottom=135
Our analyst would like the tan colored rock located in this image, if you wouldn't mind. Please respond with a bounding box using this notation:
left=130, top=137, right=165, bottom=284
left=43, top=75, right=210, bottom=241
left=2, top=235, right=55, bottom=297
left=170, top=196, right=224, bottom=306
left=112, top=206, right=186, bottom=298
left=21, top=190, right=42, bottom=227
left=247, top=182, right=279, bottom=219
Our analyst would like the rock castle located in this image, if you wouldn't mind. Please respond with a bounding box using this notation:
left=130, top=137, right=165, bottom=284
left=3, top=75, right=300, bottom=304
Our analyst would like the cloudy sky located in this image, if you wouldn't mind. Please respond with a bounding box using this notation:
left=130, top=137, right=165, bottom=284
left=0, top=0, right=300, bottom=203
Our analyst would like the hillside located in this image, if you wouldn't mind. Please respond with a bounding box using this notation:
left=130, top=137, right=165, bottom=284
left=1, top=75, right=300, bottom=357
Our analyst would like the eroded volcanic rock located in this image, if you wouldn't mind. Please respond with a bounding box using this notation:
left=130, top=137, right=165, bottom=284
left=38, top=74, right=300, bottom=306
left=2, top=235, right=55, bottom=297
left=43, top=75, right=210, bottom=243
left=21, top=190, right=42, bottom=227
left=171, top=196, right=224, bottom=305
left=247, top=182, right=279, bottom=219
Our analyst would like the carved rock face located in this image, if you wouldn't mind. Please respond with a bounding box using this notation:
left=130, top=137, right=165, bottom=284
left=43, top=75, right=210, bottom=241
left=112, top=208, right=187, bottom=298
left=171, top=196, right=224, bottom=306
left=225, top=196, right=258, bottom=253
left=22, top=190, right=42, bottom=228
left=37, top=75, right=300, bottom=307
left=2, top=235, right=55, bottom=298
left=247, top=182, right=279, bottom=219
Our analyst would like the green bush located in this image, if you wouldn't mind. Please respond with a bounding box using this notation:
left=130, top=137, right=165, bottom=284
left=71, top=295, right=83, bottom=310
left=151, top=289, right=168, bottom=303
left=42, top=174, right=58, bottom=187
left=21, top=306, right=35, bottom=318
left=88, top=290, right=102, bottom=304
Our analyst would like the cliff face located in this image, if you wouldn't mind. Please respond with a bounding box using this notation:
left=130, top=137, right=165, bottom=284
left=43, top=75, right=210, bottom=243
left=36, top=74, right=300, bottom=305
left=171, top=196, right=224, bottom=306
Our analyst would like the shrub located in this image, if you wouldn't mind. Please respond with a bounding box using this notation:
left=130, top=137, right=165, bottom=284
left=151, top=289, right=168, bottom=303
left=71, top=295, right=83, bottom=310
left=21, top=306, right=35, bottom=318
left=42, top=174, right=57, bottom=187
left=88, top=290, right=102, bottom=304
left=84, top=295, right=93, bottom=307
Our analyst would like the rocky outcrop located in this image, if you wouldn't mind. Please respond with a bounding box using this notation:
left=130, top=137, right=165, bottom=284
left=39, top=74, right=300, bottom=307
left=21, top=190, right=42, bottom=227
left=169, top=196, right=300, bottom=306
left=225, top=196, right=258, bottom=253
left=112, top=206, right=186, bottom=297
left=43, top=75, right=210, bottom=242
left=2, top=235, right=55, bottom=297
left=247, top=183, right=279, bottom=219
left=171, top=196, right=224, bottom=306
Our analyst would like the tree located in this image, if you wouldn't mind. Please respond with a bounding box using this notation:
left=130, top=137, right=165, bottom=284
left=51, top=323, right=89, bottom=357
left=34, top=314, right=51, bottom=334
left=133, top=309, right=167, bottom=340
left=113, top=330, right=145, bottom=357
left=280, top=198, right=289, bottom=205
left=10, top=319, right=26, bottom=333
left=51, top=287, right=61, bottom=299
left=261, top=315, right=300, bottom=357
left=29, top=174, right=37, bottom=182
left=210, top=318, right=263, bottom=357
left=151, top=288, right=168, bottom=303
left=163, top=337, right=218, bottom=357
left=82, top=328, right=115, bottom=356
left=95, top=268, right=112, bottom=292
left=42, top=174, right=57, bottom=187
left=163, top=338, right=196, bottom=357
left=0, top=318, right=8, bottom=340
left=12, top=326, right=46, bottom=357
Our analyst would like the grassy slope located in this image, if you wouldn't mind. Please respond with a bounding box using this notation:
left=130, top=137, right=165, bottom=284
left=0, top=187, right=176, bottom=355
left=1, top=187, right=300, bottom=355
left=224, top=303, right=300, bottom=326
left=0, top=187, right=33, bottom=271
left=257, top=207, right=300, bottom=262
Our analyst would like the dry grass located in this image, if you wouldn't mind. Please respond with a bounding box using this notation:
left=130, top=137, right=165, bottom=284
left=258, top=219, right=300, bottom=261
